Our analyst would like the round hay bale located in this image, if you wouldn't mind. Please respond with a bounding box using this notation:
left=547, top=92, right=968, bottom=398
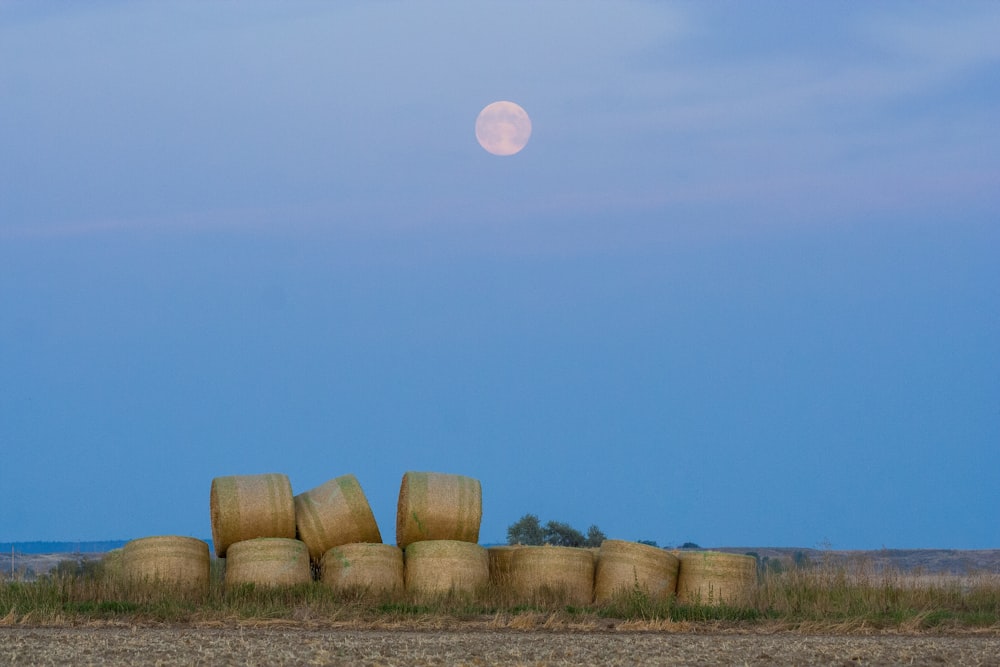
left=295, top=474, right=382, bottom=562
left=320, top=543, right=403, bottom=594
left=487, top=545, right=522, bottom=589
left=675, top=551, right=757, bottom=607
left=396, top=471, right=481, bottom=548
left=122, top=536, right=210, bottom=596
left=403, top=540, right=488, bottom=595
left=510, top=545, right=595, bottom=606
left=594, top=539, right=678, bottom=602
left=101, top=548, right=125, bottom=584
left=210, top=473, right=295, bottom=557
left=224, top=537, right=312, bottom=588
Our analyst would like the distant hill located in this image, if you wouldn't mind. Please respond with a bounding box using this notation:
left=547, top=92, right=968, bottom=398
left=0, top=541, right=128, bottom=555
left=712, top=547, right=1000, bottom=574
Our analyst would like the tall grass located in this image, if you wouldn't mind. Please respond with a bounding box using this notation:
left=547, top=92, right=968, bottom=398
left=755, top=556, right=1000, bottom=630
left=2, top=555, right=998, bottom=631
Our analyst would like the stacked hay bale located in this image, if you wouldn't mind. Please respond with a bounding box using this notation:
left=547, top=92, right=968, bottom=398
left=225, top=537, right=312, bottom=587
left=321, top=543, right=403, bottom=594
left=210, top=473, right=296, bottom=557
left=403, top=540, right=488, bottom=595
left=674, top=550, right=757, bottom=607
left=210, top=473, right=304, bottom=587
left=510, top=545, right=595, bottom=606
left=594, top=539, right=679, bottom=602
left=397, top=472, right=486, bottom=596
left=295, top=474, right=382, bottom=562
left=122, top=535, right=211, bottom=598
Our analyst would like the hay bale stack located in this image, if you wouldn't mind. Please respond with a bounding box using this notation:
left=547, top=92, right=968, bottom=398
left=122, top=536, right=210, bottom=596
left=675, top=551, right=757, bottom=606
left=295, top=475, right=382, bottom=562
left=396, top=472, right=481, bottom=548
left=224, top=537, right=312, bottom=587
left=320, top=543, right=403, bottom=594
left=487, top=545, right=522, bottom=589
left=511, top=545, right=595, bottom=606
left=210, top=473, right=295, bottom=557
left=403, top=540, right=488, bottom=595
left=594, top=539, right=679, bottom=602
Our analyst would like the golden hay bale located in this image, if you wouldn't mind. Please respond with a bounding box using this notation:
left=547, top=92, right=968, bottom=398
left=510, top=545, right=595, bottom=606
left=487, top=545, right=523, bottom=589
left=101, top=548, right=125, bottom=583
left=320, top=543, right=403, bottom=594
left=210, top=473, right=296, bottom=557
left=403, top=540, right=488, bottom=595
left=593, top=539, right=679, bottom=602
left=396, top=471, right=481, bottom=548
left=675, top=551, right=757, bottom=606
left=225, top=538, right=312, bottom=588
left=122, top=536, right=210, bottom=596
left=295, top=474, right=382, bottom=562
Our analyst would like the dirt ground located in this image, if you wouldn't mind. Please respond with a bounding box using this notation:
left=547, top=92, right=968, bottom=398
left=2, top=627, right=1000, bottom=666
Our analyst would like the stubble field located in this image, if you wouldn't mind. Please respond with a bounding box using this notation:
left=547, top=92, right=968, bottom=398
left=3, top=625, right=1000, bottom=666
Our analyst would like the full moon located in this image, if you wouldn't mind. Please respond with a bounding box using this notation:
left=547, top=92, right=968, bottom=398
left=475, top=101, right=532, bottom=156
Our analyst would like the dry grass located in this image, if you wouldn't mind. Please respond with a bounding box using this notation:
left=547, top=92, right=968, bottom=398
left=1, top=553, right=998, bottom=636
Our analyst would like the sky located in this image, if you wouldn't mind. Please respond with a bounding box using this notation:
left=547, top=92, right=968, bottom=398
left=1, top=1, right=998, bottom=551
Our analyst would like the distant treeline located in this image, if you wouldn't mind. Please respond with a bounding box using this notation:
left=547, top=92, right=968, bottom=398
left=0, top=541, right=129, bottom=554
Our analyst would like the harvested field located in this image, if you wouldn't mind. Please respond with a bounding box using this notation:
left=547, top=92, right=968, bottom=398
left=2, top=626, right=1000, bottom=666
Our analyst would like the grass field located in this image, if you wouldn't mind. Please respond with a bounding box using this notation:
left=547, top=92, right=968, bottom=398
left=2, top=554, right=998, bottom=633
left=2, top=556, right=999, bottom=666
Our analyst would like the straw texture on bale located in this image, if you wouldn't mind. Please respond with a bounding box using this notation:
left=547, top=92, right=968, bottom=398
left=675, top=551, right=757, bottom=606
left=320, top=543, right=403, bottom=594
left=510, top=545, right=595, bottom=606
left=396, top=471, right=482, bottom=548
left=487, top=545, right=522, bottom=589
left=122, top=536, right=210, bottom=596
left=224, top=537, right=312, bottom=587
left=101, top=548, right=125, bottom=583
left=295, top=474, right=382, bottom=561
left=594, top=539, right=679, bottom=602
left=210, top=473, right=296, bottom=557
left=403, top=540, right=488, bottom=595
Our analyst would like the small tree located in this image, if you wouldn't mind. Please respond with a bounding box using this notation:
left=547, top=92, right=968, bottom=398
left=583, top=525, right=607, bottom=548
left=638, top=540, right=659, bottom=547
left=543, top=521, right=586, bottom=547
left=507, top=514, right=544, bottom=545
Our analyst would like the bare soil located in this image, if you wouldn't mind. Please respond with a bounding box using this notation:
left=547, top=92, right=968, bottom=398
left=2, top=626, right=999, bottom=666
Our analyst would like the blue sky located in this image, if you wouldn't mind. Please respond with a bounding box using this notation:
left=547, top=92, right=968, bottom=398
left=1, top=1, right=997, bottom=550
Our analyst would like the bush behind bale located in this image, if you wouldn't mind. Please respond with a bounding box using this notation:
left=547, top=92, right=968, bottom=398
left=511, top=545, right=595, bottom=606
left=675, top=550, right=757, bottom=607
left=224, top=538, right=312, bottom=588
left=295, top=474, right=382, bottom=562
left=321, top=543, right=403, bottom=594
left=210, top=473, right=296, bottom=557
left=396, top=472, right=482, bottom=548
left=404, top=540, right=488, bottom=596
left=594, top=539, right=678, bottom=603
